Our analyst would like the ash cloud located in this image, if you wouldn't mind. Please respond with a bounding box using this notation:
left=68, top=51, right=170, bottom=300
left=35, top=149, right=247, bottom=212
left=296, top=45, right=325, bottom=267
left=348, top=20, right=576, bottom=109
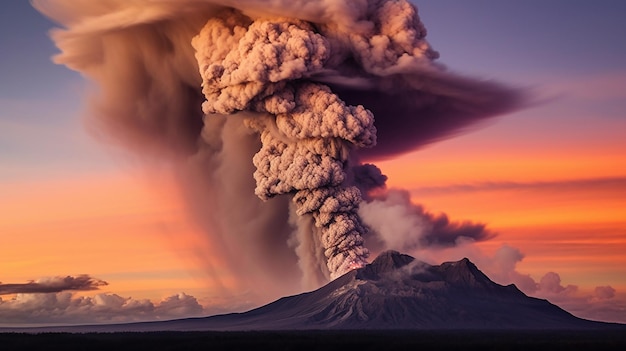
left=334, top=71, right=522, bottom=160
left=34, top=0, right=523, bottom=296
left=359, top=189, right=495, bottom=254
left=0, top=275, right=107, bottom=295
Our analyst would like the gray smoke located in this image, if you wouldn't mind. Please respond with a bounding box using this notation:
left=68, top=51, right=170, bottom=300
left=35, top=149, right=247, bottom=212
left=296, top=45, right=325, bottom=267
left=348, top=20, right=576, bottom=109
left=359, top=189, right=496, bottom=255
left=34, top=0, right=522, bottom=292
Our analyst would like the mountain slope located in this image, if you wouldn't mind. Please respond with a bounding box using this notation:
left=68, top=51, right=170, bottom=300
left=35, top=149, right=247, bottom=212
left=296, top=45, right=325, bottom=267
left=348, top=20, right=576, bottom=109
left=200, top=251, right=597, bottom=330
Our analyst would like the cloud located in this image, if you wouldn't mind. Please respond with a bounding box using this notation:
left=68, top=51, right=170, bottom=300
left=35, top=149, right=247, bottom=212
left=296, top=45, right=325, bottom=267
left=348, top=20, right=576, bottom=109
left=537, top=271, right=578, bottom=295
left=475, top=245, right=578, bottom=298
left=479, top=244, right=538, bottom=293
left=536, top=282, right=626, bottom=324
left=0, top=291, right=205, bottom=326
left=411, top=176, right=626, bottom=196
left=567, top=295, right=626, bottom=324
left=541, top=71, right=626, bottom=102
left=594, top=286, right=616, bottom=300
left=0, top=275, right=107, bottom=295
left=155, top=293, right=204, bottom=319
left=0, top=275, right=206, bottom=325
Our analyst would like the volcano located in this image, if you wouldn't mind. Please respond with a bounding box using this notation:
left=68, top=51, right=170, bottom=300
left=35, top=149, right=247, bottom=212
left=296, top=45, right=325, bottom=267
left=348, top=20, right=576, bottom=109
left=6, top=251, right=620, bottom=333
left=175, top=250, right=609, bottom=330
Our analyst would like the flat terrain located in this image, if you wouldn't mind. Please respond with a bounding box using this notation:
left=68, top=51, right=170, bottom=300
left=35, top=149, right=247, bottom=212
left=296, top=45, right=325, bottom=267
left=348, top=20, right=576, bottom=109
left=1, top=330, right=626, bottom=351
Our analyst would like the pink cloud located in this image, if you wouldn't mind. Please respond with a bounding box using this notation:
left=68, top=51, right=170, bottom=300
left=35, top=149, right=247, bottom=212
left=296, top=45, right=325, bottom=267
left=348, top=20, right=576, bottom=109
left=0, top=291, right=204, bottom=326
left=594, top=286, right=616, bottom=300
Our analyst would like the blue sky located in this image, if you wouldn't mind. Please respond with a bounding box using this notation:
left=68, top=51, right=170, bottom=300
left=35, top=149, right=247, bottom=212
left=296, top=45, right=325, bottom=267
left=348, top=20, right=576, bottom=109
left=419, top=0, right=626, bottom=77
left=0, top=1, right=114, bottom=181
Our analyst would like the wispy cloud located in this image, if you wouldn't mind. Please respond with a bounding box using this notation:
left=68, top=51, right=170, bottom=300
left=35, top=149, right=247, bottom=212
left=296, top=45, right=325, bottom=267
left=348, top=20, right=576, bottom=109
left=0, top=275, right=107, bottom=295
left=541, top=71, right=626, bottom=102
left=411, top=176, right=626, bottom=196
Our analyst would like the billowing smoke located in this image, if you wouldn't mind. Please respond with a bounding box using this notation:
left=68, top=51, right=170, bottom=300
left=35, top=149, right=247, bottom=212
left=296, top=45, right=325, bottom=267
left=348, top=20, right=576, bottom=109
left=358, top=189, right=495, bottom=255
left=34, top=0, right=522, bottom=294
left=192, top=11, right=378, bottom=276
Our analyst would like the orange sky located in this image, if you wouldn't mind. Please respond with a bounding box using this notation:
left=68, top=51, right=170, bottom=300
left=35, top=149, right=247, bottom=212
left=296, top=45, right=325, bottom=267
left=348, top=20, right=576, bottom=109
left=0, top=171, right=219, bottom=303
left=2, top=119, right=625, bottom=305
left=375, top=121, right=626, bottom=290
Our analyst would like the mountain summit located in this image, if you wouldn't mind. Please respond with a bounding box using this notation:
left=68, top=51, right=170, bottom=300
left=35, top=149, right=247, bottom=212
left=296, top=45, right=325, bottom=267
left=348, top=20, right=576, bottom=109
left=206, top=250, right=596, bottom=330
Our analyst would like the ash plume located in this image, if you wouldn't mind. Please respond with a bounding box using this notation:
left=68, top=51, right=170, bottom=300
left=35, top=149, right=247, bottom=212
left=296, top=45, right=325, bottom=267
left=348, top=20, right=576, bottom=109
left=34, top=0, right=522, bottom=293
left=359, top=189, right=496, bottom=255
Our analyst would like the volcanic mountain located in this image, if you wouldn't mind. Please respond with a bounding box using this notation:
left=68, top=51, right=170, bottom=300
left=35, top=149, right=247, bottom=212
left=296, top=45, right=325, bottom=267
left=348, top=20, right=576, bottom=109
left=7, top=251, right=620, bottom=333
left=175, top=250, right=608, bottom=330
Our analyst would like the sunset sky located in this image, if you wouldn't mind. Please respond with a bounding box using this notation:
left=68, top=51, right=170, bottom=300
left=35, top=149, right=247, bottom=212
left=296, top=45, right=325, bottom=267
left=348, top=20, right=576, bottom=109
left=1, top=1, right=625, bottom=326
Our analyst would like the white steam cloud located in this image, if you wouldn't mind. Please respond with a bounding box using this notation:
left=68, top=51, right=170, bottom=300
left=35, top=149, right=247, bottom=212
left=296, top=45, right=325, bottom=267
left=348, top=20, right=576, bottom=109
left=34, top=0, right=522, bottom=294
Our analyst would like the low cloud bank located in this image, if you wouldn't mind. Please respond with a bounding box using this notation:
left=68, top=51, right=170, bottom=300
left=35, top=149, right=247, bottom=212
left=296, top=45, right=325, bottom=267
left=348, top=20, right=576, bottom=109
left=0, top=291, right=204, bottom=326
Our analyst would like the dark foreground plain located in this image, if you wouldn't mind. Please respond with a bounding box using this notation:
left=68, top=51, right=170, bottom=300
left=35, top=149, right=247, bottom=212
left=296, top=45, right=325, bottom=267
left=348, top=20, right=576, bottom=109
left=2, top=330, right=626, bottom=351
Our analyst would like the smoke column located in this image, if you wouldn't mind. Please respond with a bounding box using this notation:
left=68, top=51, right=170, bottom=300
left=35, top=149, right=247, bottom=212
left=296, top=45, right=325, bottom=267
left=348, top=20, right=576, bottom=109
left=191, top=11, right=379, bottom=277
left=34, top=0, right=522, bottom=292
